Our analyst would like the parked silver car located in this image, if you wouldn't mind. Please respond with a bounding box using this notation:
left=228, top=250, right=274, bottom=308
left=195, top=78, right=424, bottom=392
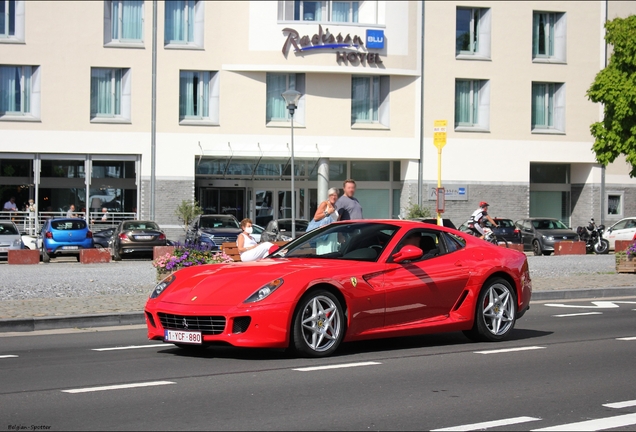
left=0, top=221, right=25, bottom=259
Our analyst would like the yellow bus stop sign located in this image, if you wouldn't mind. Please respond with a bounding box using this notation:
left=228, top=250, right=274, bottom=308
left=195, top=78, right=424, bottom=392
left=433, top=120, right=447, bottom=149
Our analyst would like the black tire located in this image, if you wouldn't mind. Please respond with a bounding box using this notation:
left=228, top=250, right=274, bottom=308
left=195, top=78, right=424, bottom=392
left=532, top=240, right=542, bottom=256
left=75, top=254, right=81, bottom=262
left=594, top=239, right=610, bottom=255
left=292, top=289, right=346, bottom=358
left=463, top=277, right=517, bottom=342
left=41, top=247, right=50, bottom=263
left=112, top=246, right=122, bottom=261
left=542, top=251, right=552, bottom=256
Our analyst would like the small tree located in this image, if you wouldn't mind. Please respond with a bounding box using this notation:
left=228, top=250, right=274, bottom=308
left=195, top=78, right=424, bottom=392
left=174, top=200, right=203, bottom=231
left=405, top=202, right=432, bottom=219
left=587, top=15, right=636, bottom=176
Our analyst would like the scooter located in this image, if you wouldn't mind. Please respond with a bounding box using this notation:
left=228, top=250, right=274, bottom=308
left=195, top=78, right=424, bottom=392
left=576, top=218, right=609, bottom=254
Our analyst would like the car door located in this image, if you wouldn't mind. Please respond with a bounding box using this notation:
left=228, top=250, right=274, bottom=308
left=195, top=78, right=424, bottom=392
left=614, top=219, right=636, bottom=245
left=518, top=220, right=534, bottom=250
left=382, top=229, right=470, bottom=326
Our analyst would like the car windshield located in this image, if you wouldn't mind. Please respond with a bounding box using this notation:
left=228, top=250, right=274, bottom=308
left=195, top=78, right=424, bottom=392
left=532, top=219, right=568, bottom=230
left=277, top=220, right=309, bottom=232
left=270, top=222, right=400, bottom=262
left=51, top=220, right=87, bottom=230
left=0, top=223, right=19, bottom=235
left=199, top=217, right=239, bottom=229
left=123, top=222, right=159, bottom=231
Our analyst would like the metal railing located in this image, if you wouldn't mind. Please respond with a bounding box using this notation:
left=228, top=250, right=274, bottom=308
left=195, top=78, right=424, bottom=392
left=0, top=211, right=137, bottom=235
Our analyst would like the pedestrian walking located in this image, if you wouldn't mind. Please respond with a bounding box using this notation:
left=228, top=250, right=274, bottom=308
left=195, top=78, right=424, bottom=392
left=335, top=179, right=363, bottom=220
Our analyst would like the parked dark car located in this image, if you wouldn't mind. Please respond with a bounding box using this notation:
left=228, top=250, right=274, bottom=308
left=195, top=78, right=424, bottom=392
left=92, top=227, right=116, bottom=249
left=261, top=219, right=309, bottom=242
left=109, top=220, right=167, bottom=260
left=515, top=218, right=579, bottom=256
left=459, top=218, right=522, bottom=244
left=411, top=217, right=457, bottom=230
left=39, top=218, right=94, bottom=262
left=185, top=214, right=242, bottom=249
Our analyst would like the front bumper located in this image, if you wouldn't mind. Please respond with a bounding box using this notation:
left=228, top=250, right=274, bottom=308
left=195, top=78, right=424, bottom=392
left=144, top=300, right=294, bottom=348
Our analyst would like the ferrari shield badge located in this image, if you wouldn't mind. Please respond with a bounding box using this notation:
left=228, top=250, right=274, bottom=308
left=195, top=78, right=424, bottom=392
left=350, top=277, right=358, bottom=287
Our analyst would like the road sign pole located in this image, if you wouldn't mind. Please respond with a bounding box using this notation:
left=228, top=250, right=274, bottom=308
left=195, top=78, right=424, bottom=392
left=433, top=120, right=447, bottom=227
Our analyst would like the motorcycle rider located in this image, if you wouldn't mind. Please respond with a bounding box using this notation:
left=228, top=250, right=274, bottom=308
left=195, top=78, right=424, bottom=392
left=467, top=201, right=499, bottom=239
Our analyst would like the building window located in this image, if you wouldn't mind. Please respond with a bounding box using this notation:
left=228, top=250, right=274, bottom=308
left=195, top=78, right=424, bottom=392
left=279, top=1, right=373, bottom=24
left=607, top=192, right=624, bottom=217
left=0, top=65, right=40, bottom=120
left=532, top=11, right=566, bottom=63
left=455, top=7, right=491, bottom=59
left=90, top=68, right=131, bottom=122
left=351, top=75, right=389, bottom=127
left=0, top=0, right=24, bottom=42
left=164, top=0, right=203, bottom=47
left=104, top=0, right=144, bottom=46
left=455, top=79, right=490, bottom=131
left=266, top=73, right=305, bottom=125
left=179, top=70, right=219, bottom=124
left=531, top=82, right=565, bottom=133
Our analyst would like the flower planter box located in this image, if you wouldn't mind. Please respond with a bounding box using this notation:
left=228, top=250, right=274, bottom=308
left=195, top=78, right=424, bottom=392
left=615, top=240, right=632, bottom=253
left=554, top=241, right=586, bottom=256
left=80, top=248, right=111, bottom=264
left=154, top=246, right=175, bottom=261
left=8, top=249, right=40, bottom=265
left=616, top=257, right=636, bottom=273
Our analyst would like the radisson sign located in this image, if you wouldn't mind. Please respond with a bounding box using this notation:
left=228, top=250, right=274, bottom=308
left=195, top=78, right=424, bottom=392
left=282, top=25, right=383, bottom=66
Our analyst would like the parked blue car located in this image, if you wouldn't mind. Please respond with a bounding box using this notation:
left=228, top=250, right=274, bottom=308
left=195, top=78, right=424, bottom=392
left=40, top=218, right=94, bottom=262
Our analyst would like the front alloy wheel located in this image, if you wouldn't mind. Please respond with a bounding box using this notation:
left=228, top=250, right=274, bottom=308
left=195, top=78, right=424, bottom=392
left=292, top=290, right=345, bottom=357
left=464, top=278, right=517, bottom=342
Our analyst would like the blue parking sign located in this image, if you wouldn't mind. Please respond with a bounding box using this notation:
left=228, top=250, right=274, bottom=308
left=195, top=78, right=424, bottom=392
left=366, top=29, right=385, bottom=49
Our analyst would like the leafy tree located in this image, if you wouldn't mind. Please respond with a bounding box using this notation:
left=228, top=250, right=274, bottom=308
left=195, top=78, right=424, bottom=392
left=174, top=199, right=203, bottom=231
left=405, top=202, right=432, bottom=219
left=587, top=15, right=636, bottom=176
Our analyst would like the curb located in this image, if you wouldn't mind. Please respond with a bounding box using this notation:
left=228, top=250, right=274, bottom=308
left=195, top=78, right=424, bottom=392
left=2, top=286, right=636, bottom=333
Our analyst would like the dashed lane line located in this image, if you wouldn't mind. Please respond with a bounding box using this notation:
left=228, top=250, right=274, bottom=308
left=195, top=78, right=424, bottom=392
left=92, top=344, right=170, bottom=351
left=603, top=399, right=636, bottom=409
left=0, top=355, right=18, bottom=359
left=293, top=361, right=381, bottom=372
left=531, top=413, right=636, bottom=431
left=473, top=346, right=546, bottom=355
left=616, top=336, right=636, bottom=341
left=61, top=381, right=176, bottom=394
left=431, top=416, right=542, bottom=431
left=553, top=312, right=603, bottom=318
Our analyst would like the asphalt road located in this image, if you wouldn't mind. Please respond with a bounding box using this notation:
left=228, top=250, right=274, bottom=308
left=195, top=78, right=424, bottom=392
left=1, top=297, right=636, bottom=431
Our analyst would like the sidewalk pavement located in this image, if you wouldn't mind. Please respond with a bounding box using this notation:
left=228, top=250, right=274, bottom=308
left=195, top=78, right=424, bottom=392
left=2, top=273, right=636, bottom=332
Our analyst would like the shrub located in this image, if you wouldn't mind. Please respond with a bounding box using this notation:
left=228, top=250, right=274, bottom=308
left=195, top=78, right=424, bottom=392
left=405, top=203, right=432, bottom=219
left=153, top=241, right=233, bottom=279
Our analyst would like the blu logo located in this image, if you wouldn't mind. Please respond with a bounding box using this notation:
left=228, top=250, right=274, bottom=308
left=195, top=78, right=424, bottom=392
left=366, top=29, right=385, bottom=49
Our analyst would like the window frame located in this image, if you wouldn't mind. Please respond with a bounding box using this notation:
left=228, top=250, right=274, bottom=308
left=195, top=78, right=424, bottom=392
left=90, top=67, right=131, bottom=123
left=454, top=79, right=490, bottom=132
left=0, top=0, right=24, bottom=43
left=104, top=0, right=145, bottom=47
left=265, top=72, right=306, bottom=127
left=606, top=191, right=624, bottom=219
left=531, top=82, right=565, bottom=134
left=532, top=11, right=567, bottom=63
left=178, top=70, right=220, bottom=125
left=329, top=1, right=359, bottom=23
left=0, top=64, right=40, bottom=121
left=351, top=75, right=389, bottom=129
left=164, top=0, right=204, bottom=48
left=278, top=1, right=373, bottom=24
left=455, top=7, right=491, bottom=60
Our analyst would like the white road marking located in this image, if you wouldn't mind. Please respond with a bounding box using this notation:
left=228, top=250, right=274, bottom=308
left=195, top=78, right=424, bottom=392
left=61, top=381, right=175, bottom=394
left=0, top=355, right=18, bottom=359
left=293, top=361, right=381, bottom=372
left=553, top=312, right=603, bottom=317
left=603, top=399, right=636, bottom=409
left=92, top=344, right=170, bottom=351
left=474, top=346, right=546, bottom=355
left=616, top=336, right=636, bottom=341
left=531, top=413, right=636, bottom=431
left=431, top=416, right=542, bottom=431
left=544, top=301, right=636, bottom=309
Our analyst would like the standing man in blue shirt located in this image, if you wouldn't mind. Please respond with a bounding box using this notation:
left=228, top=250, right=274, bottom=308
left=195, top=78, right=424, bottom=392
left=336, top=179, right=363, bottom=220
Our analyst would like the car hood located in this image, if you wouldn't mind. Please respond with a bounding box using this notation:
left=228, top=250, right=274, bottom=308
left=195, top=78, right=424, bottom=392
left=199, top=227, right=241, bottom=235
left=159, top=259, right=328, bottom=306
left=535, top=229, right=578, bottom=237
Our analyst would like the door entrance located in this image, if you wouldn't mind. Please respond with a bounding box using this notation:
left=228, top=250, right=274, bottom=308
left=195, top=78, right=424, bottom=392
left=198, top=188, right=246, bottom=220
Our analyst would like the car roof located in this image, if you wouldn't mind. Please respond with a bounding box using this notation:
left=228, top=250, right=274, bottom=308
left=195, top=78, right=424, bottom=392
left=49, top=218, right=87, bottom=223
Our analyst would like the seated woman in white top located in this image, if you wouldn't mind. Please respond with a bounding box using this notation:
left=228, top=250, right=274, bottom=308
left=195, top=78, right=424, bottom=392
left=237, top=218, right=274, bottom=262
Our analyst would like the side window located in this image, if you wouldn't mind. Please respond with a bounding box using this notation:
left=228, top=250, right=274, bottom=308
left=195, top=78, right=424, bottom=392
left=443, top=233, right=465, bottom=253
left=392, top=229, right=443, bottom=261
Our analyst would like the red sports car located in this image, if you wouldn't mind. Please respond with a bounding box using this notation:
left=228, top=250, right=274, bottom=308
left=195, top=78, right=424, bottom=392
left=144, top=220, right=532, bottom=357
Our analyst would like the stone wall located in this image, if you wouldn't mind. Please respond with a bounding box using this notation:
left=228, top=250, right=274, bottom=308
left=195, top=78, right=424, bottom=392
left=140, top=178, right=195, bottom=242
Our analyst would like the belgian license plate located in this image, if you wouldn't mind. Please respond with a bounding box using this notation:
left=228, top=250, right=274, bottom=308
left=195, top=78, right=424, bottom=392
left=164, top=330, right=202, bottom=344
left=0, top=247, right=8, bottom=252
left=136, top=235, right=153, bottom=240
left=62, top=246, right=78, bottom=250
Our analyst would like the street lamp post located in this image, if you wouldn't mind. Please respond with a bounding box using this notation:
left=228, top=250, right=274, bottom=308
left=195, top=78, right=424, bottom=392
left=282, top=89, right=301, bottom=240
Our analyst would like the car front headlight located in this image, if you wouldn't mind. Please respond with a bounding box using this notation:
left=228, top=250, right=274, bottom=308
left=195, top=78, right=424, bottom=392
left=150, top=274, right=176, bottom=299
left=11, top=239, right=22, bottom=248
left=244, top=278, right=284, bottom=303
left=542, top=235, right=554, bottom=241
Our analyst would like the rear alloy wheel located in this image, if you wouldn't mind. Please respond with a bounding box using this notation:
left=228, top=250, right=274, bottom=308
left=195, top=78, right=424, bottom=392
left=292, top=290, right=345, bottom=358
left=532, top=240, right=542, bottom=256
left=464, top=278, right=517, bottom=342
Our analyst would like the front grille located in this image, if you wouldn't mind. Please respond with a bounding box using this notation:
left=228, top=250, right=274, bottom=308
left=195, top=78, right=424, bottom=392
left=210, top=235, right=238, bottom=244
left=232, top=316, right=251, bottom=334
left=158, top=313, right=226, bottom=335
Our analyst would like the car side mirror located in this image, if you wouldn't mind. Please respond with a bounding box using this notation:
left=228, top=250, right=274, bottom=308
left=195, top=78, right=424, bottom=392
left=392, top=245, right=423, bottom=263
